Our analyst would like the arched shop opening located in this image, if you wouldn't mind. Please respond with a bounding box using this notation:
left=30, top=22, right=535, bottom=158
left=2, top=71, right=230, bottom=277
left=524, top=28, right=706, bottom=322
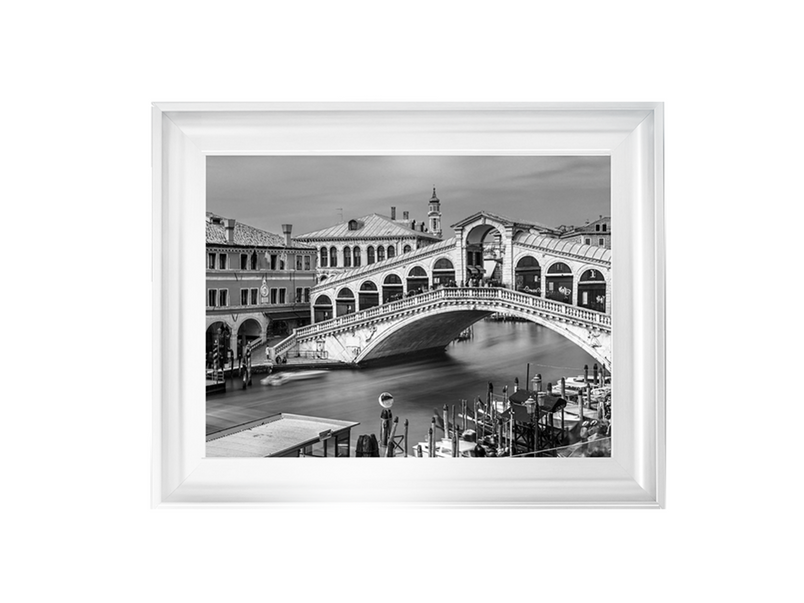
left=313, top=294, right=333, bottom=323
left=236, top=318, right=262, bottom=357
left=545, top=262, right=573, bottom=303
left=382, top=274, right=403, bottom=303
left=515, top=256, right=541, bottom=294
left=578, top=269, right=607, bottom=312
left=359, top=281, right=380, bottom=310
left=432, top=258, right=456, bottom=287
left=206, top=321, right=231, bottom=368
left=406, top=266, right=429, bottom=294
left=336, top=287, right=356, bottom=317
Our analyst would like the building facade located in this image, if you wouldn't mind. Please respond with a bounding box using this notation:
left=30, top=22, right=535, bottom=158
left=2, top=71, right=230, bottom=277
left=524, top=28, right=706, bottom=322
left=559, top=216, right=611, bottom=249
left=296, top=211, right=441, bottom=283
left=205, top=213, right=317, bottom=361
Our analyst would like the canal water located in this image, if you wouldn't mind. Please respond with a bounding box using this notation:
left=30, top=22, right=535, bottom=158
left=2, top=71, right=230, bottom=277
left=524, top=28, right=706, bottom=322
left=206, top=319, right=599, bottom=453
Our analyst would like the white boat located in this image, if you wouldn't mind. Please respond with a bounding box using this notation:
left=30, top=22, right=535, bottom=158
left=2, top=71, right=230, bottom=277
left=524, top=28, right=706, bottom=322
left=260, top=370, right=329, bottom=386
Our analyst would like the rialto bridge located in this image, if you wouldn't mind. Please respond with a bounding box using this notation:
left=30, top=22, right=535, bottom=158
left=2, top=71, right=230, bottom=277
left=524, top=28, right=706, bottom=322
left=272, top=212, right=612, bottom=368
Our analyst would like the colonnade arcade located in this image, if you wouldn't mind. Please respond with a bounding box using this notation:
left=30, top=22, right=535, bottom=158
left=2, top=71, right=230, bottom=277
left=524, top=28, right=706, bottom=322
left=318, top=242, right=409, bottom=269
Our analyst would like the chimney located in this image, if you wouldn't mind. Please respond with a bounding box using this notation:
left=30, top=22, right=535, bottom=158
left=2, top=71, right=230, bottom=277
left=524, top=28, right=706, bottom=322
left=281, top=224, right=292, bottom=247
left=403, top=211, right=409, bottom=221
left=224, top=218, right=236, bottom=243
left=411, top=219, right=416, bottom=230
left=391, top=206, right=397, bottom=220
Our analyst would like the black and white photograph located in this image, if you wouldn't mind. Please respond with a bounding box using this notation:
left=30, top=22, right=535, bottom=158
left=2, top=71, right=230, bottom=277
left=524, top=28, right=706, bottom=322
left=205, top=155, right=612, bottom=458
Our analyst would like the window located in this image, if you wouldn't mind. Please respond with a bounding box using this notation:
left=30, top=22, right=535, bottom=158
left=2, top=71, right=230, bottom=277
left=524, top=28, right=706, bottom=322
left=240, top=254, right=249, bottom=270
left=320, top=247, right=328, bottom=268
left=279, top=288, right=286, bottom=304
left=251, top=253, right=257, bottom=270
left=585, top=238, right=591, bottom=245
left=270, top=254, right=277, bottom=270
left=403, top=244, right=412, bottom=253
left=270, top=288, right=278, bottom=304
left=329, top=247, right=337, bottom=267
left=251, top=288, right=258, bottom=305
left=353, top=246, right=361, bottom=267
left=279, top=256, right=286, bottom=270
left=208, top=289, right=217, bottom=307
left=208, top=253, right=216, bottom=269
left=377, top=246, right=385, bottom=261
left=596, top=224, right=600, bottom=232
left=387, top=245, right=395, bottom=259
left=343, top=246, right=352, bottom=267
left=296, top=255, right=303, bottom=270
left=296, top=288, right=303, bottom=303
left=218, top=289, right=228, bottom=306
left=304, top=288, right=310, bottom=303
left=367, top=246, right=375, bottom=264
left=602, top=224, right=607, bottom=232
left=599, top=238, right=605, bottom=246
left=218, top=253, right=227, bottom=269
left=304, top=255, right=311, bottom=270
left=240, top=289, right=249, bottom=305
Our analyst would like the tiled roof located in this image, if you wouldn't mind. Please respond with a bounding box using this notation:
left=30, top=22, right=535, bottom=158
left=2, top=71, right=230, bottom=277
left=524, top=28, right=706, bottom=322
left=206, top=215, right=312, bottom=248
left=515, top=231, right=611, bottom=263
left=296, top=214, right=441, bottom=241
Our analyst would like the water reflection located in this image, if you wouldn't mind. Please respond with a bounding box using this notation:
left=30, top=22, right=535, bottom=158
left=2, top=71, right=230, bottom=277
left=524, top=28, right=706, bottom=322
left=206, top=319, right=599, bottom=451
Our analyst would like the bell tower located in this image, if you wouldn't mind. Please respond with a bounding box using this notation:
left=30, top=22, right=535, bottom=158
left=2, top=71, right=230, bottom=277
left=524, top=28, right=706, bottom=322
left=427, top=186, right=442, bottom=238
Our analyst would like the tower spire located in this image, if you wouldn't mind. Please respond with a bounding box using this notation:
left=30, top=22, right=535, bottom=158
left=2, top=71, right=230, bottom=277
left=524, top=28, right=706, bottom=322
left=427, top=186, right=442, bottom=238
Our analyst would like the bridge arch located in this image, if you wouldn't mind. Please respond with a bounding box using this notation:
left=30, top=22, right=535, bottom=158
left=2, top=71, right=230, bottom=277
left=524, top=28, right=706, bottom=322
left=353, top=300, right=608, bottom=368
left=464, top=223, right=504, bottom=284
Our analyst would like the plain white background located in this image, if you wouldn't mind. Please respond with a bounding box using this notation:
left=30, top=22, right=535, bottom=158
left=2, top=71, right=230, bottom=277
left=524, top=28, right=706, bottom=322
left=3, top=1, right=801, bottom=601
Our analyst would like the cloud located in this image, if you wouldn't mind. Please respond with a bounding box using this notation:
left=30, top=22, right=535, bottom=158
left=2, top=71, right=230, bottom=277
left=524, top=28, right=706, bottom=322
left=207, top=155, right=610, bottom=237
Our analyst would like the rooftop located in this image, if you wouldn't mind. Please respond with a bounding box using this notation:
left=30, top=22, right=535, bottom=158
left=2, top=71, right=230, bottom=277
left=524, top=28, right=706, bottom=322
left=206, top=213, right=312, bottom=248
left=296, top=213, right=441, bottom=242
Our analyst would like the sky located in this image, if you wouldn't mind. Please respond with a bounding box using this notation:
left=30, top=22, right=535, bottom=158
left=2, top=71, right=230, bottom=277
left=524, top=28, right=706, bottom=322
left=206, top=156, right=610, bottom=238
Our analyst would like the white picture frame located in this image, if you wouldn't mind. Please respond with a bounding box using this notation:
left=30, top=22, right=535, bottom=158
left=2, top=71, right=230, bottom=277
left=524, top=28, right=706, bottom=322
left=152, top=102, right=665, bottom=508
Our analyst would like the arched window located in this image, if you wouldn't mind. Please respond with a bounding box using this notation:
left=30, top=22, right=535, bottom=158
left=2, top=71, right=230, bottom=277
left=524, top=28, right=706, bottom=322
left=343, top=246, right=352, bottom=268
left=329, top=246, right=337, bottom=267
left=403, top=244, right=412, bottom=254
left=367, top=246, right=375, bottom=264
left=387, top=245, right=395, bottom=259
left=320, top=246, right=328, bottom=268
left=353, top=246, right=361, bottom=267
left=377, top=246, right=385, bottom=262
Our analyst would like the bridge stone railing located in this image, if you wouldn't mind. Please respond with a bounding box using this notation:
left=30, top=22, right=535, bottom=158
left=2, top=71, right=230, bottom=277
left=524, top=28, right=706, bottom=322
left=293, top=287, right=610, bottom=341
